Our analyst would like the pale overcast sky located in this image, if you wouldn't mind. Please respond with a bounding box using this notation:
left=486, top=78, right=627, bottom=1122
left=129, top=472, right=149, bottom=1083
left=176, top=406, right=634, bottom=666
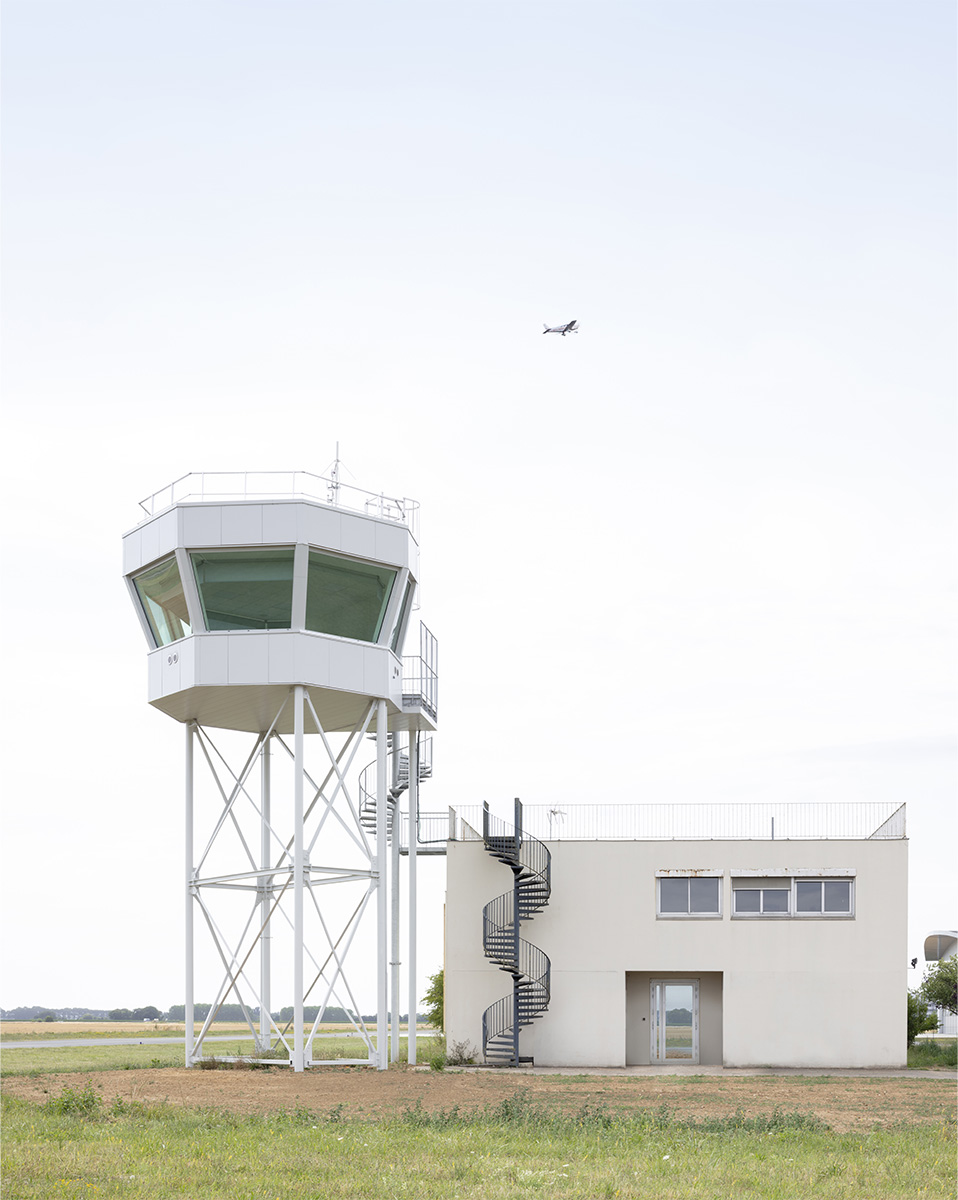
left=2, top=1, right=955, bottom=1013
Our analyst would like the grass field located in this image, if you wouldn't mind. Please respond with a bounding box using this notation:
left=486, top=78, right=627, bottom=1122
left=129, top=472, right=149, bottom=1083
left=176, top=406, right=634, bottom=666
left=2, top=1031, right=955, bottom=1199
left=2, top=1085, right=954, bottom=1199
left=0, top=1037, right=435, bottom=1077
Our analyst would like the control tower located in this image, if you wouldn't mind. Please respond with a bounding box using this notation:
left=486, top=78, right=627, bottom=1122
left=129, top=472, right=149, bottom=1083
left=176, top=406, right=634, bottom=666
left=122, top=469, right=438, bottom=1070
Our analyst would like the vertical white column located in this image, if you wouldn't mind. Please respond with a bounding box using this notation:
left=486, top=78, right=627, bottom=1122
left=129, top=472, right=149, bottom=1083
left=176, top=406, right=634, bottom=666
left=390, top=771, right=401, bottom=1064
left=376, top=699, right=388, bottom=1069
left=293, top=687, right=305, bottom=1072
left=259, top=734, right=271, bottom=1052
left=407, top=731, right=419, bottom=1066
left=184, top=721, right=194, bottom=1069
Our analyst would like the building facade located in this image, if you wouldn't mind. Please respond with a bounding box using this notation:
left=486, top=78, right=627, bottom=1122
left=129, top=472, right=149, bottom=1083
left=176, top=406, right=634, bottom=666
left=444, top=803, right=907, bottom=1069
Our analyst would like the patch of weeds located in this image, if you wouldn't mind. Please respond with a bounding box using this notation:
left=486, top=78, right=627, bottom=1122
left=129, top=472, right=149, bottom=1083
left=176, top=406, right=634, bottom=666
left=108, top=1096, right=148, bottom=1118
left=689, top=1107, right=830, bottom=1133
left=909, top=1040, right=957, bottom=1068
left=428, top=1049, right=447, bottom=1071
left=41, top=1083, right=104, bottom=1119
left=445, top=1039, right=477, bottom=1066
left=397, top=1093, right=829, bottom=1136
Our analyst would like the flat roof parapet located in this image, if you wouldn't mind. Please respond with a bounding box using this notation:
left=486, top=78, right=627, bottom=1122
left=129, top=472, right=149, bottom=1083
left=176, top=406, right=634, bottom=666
left=448, top=801, right=906, bottom=842
left=136, top=471, right=419, bottom=540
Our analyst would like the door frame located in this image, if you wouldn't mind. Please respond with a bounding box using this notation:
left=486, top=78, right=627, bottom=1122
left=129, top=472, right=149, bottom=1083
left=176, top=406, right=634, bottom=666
left=649, top=978, right=699, bottom=1064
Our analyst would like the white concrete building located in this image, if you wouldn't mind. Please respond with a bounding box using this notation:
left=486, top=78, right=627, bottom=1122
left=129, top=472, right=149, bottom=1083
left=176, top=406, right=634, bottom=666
left=445, top=801, right=907, bottom=1069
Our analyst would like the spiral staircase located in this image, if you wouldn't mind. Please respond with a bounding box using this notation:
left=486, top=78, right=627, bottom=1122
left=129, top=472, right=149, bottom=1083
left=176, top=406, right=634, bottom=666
left=481, top=799, right=551, bottom=1066
left=358, top=734, right=433, bottom=845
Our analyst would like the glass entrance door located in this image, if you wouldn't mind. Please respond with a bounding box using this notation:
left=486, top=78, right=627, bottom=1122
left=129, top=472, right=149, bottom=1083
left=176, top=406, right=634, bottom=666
left=650, top=980, right=699, bottom=1063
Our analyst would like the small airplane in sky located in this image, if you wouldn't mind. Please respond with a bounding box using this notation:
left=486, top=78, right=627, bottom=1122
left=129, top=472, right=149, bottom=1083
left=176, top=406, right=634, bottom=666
left=542, top=319, right=579, bottom=336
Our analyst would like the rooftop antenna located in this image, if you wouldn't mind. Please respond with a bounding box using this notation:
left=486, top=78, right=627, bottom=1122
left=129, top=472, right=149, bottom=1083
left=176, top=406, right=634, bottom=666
left=547, top=807, right=567, bottom=839
left=329, top=442, right=341, bottom=506
left=324, top=443, right=356, bottom=508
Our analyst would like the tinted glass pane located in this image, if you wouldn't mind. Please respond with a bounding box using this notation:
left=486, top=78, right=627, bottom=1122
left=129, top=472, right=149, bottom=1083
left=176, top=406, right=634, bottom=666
left=796, top=881, right=822, bottom=912
left=134, top=556, right=191, bottom=646
left=823, top=880, right=851, bottom=912
left=734, top=889, right=760, bottom=913
left=390, top=579, right=414, bottom=653
left=306, top=552, right=396, bottom=642
left=763, top=889, right=790, bottom=913
left=659, top=878, right=689, bottom=913
left=192, top=549, right=294, bottom=631
left=689, top=877, right=719, bottom=913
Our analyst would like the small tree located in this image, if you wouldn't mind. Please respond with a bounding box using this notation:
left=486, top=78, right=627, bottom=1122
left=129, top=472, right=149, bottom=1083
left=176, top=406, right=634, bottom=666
left=421, top=968, right=444, bottom=1032
left=919, top=954, right=957, bottom=1016
left=907, top=991, right=939, bottom=1046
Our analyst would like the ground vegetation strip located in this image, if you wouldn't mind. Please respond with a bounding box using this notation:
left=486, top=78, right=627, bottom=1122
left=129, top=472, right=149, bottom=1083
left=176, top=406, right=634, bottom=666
left=2, top=1085, right=954, bottom=1200
left=2, top=1066, right=954, bottom=1132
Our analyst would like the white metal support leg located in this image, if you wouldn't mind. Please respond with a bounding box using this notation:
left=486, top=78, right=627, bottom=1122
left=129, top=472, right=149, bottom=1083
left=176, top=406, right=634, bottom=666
left=408, top=731, right=419, bottom=1066
left=376, top=699, right=388, bottom=1069
left=293, top=685, right=305, bottom=1072
left=185, top=721, right=195, bottom=1068
left=258, top=734, right=271, bottom=1052
left=390, top=784, right=401, bottom=1064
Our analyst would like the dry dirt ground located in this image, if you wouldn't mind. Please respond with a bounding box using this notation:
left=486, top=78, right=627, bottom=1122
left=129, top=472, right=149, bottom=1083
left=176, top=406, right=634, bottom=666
left=4, top=1067, right=954, bottom=1133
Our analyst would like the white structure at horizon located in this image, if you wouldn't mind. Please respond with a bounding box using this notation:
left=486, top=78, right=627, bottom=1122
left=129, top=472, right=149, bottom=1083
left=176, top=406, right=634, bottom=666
left=123, top=469, right=438, bottom=1071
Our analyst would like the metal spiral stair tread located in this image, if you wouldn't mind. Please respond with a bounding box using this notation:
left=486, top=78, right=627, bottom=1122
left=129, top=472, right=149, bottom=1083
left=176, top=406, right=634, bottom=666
left=480, top=801, right=552, bottom=1066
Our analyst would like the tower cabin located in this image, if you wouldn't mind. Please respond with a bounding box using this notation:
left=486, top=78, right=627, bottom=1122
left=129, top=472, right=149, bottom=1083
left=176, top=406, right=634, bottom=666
left=121, top=471, right=437, bottom=736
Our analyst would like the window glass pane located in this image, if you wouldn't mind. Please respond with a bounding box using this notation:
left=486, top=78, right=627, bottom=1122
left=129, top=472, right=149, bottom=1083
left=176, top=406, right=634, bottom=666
left=659, top=878, right=689, bottom=913
left=192, top=549, right=295, bottom=631
left=134, top=556, right=191, bottom=646
left=796, top=880, right=822, bottom=912
left=823, top=880, right=851, bottom=913
left=734, top=889, right=760, bottom=913
left=306, top=552, right=397, bottom=642
left=763, top=889, right=790, bottom=913
left=390, top=579, right=414, bottom=653
left=689, top=877, right=719, bottom=913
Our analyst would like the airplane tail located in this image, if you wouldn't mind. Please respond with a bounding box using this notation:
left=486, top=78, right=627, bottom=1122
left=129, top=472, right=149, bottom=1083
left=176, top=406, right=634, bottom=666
left=543, top=324, right=549, bottom=333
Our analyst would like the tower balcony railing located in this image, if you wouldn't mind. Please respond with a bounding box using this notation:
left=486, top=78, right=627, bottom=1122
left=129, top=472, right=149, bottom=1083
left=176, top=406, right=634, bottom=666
left=447, top=801, right=905, bottom=843
left=137, top=471, right=419, bottom=539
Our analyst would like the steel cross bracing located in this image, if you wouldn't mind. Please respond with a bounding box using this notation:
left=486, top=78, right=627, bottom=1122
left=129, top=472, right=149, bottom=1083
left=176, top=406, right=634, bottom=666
left=184, top=686, right=424, bottom=1071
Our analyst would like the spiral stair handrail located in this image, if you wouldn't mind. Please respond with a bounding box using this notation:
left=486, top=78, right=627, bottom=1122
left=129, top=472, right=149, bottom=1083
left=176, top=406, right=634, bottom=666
left=480, top=800, right=551, bottom=1065
left=358, top=736, right=433, bottom=839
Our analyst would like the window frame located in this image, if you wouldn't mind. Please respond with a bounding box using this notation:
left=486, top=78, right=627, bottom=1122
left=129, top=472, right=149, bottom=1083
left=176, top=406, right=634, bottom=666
left=731, top=882, right=792, bottom=918
left=304, top=547, right=399, bottom=645
left=655, top=873, right=723, bottom=919
left=132, top=554, right=192, bottom=648
left=190, top=545, right=298, bottom=633
left=793, top=877, right=855, bottom=918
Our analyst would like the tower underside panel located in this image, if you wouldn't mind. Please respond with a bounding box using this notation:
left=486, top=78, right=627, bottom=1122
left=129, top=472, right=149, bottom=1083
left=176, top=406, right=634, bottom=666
left=152, top=684, right=436, bottom=734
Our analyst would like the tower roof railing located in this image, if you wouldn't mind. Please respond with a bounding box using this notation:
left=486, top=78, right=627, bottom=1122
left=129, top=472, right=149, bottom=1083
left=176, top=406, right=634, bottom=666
left=447, top=801, right=906, bottom=842
left=137, top=471, right=420, bottom=539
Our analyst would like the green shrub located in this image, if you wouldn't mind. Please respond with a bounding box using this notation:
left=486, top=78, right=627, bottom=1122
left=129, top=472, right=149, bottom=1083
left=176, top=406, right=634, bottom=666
left=41, top=1083, right=104, bottom=1118
left=908, top=991, right=939, bottom=1045
left=908, top=1039, right=958, bottom=1068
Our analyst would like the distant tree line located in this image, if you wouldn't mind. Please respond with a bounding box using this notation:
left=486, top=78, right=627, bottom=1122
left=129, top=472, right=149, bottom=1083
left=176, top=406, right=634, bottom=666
left=2, top=1004, right=429, bottom=1023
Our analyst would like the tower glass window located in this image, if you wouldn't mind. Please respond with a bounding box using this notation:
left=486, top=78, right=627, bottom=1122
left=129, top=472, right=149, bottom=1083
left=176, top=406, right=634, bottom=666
left=134, top=556, right=191, bottom=646
left=306, top=551, right=397, bottom=643
left=390, top=578, right=415, bottom=653
left=191, top=549, right=295, bottom=631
